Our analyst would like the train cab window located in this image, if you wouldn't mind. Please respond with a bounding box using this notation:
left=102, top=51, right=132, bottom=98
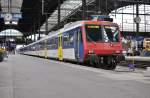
left=85, top=25, right=102, bottom=42
left=103, top=26, right=119, bottom=42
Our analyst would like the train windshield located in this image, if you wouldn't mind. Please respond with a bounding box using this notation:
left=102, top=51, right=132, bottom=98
left=85, top=25, right=102, bottom=42
left=103, top=26, right=119, bottom=42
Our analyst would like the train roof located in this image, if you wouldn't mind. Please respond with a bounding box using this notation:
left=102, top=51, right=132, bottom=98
left=19, top=20, right=118, bottom=50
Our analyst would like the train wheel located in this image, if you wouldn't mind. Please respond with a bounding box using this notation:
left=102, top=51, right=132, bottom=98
left=88, top=54, right=100, bottom=68
left=0, top=54, right=4, bottom=62
left=109, top=60, right=117, bottom=70
left=103, top=56, right=116, bottom=70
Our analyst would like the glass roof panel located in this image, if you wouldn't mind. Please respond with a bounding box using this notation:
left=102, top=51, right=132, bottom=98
left=41, top=0, right=96, bottom=31
left=40, top=0, right=95, bottom=31
left=110, top=4, right=150, bottom=32
left=1, top=0, right=23, bottom=13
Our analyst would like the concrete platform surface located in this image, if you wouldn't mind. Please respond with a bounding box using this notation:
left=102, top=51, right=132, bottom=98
left=0, top=54, right=150, bottom=98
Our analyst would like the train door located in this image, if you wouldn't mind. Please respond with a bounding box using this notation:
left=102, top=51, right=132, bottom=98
left=75, top=27, right=84, bottom=61
left=44, top=40, right=48, bottom=58
left=58, top=33, right=63, bottom=61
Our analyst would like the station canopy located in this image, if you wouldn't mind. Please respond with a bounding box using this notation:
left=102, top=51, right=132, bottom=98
left=40, top=0, right=94, bottom=32
left=110, top=4, right=150, bottom=32
left=0, top=0, right=150, bottom=36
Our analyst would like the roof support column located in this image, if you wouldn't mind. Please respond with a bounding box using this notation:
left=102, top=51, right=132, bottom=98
left=34, top=33, right=36, bottom=42
left=136, top=3, right=139, bottom=36
left=31, top=33, right=33, bottom=43
left=26, top=36, right=28, bottom=44
left=82, top=0, right=86, bottom=20
left=38, top=14, right=41, bottom=40
left=42, top=0, right=44, bottom=15
left=25, top=37, right=27, bottom=45
left=122, top=6, right=124, bottom=32
left=144, top=4, right=146, bottom=32
left=96, top=0, right=101, bottom=14
left=105, top=0, right=108, bottom=14
left=58, top=0, right=61, bottom=28
left=34, top=23, right=36, bottom=42
left=45, top=14, right=48, bottom=35
left=38, top=31, right=41, bottom=40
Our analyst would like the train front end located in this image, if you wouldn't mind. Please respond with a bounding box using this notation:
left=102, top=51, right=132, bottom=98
left=83, top=21, right=124, bottom=69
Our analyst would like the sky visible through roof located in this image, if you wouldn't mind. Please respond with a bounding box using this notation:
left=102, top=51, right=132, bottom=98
left=110, top=4, right=150, bottom=32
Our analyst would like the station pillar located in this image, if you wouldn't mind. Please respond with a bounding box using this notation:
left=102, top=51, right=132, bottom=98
left=82, top=0, right=86, bottom=20
left=58, top=0, right=61, bottom=28
left=45, top=14, right=48, bottom=35
left=136, top=3, right=139, bottom=36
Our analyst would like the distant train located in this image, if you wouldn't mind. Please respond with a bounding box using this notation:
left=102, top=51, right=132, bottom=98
left=143, top=38, right=150, bottom=52
left=19, top=19, right=125, bottom=70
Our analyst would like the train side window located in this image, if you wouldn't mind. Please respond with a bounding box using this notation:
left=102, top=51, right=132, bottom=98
left=63, top=33, right=69, bottom=47
left=52, top=37, right=55, bottom=49
left=63, top=34, right=69, bottom=42
left=68, top=31, right=74, bottom=46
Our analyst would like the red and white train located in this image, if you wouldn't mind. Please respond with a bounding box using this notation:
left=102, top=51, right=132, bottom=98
left=19, top=17, right=125, bottom=70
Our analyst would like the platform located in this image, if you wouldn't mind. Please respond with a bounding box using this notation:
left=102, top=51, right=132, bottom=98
left=0, top=54, right=150, bottom=98
left=126, top=56, right=150, bottom=62
left=125, top=56, right=150, bottom=63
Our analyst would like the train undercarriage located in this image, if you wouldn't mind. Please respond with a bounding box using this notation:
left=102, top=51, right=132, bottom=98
left=86, top=54, right=125, bottom=70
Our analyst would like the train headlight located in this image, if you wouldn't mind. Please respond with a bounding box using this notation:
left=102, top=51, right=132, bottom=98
left=115, top=50, right=121, bottom=54
left=88, top=50, right=94, bottom=54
